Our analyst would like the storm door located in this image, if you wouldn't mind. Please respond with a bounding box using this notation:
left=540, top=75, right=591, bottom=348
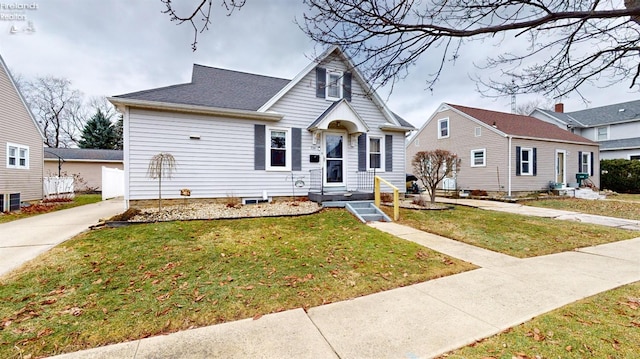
left=325, top=133, right=344, bottom=186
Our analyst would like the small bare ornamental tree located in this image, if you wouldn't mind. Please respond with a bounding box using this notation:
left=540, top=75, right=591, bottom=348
left=412, top=150, right=461, bottom=204
left=147, top=153, right=177, bottom=211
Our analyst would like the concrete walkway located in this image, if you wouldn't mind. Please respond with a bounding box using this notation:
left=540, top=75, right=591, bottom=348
left=44, top=200, right=640, bottom=359
left=435, top=197, right=640, bottom=230
left=0, top=198, right=125, bottom=278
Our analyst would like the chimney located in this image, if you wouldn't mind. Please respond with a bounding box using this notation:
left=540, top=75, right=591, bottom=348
left=554, top=103, right=564, bottom=113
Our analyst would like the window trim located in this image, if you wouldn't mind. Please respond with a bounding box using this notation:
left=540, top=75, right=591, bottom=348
left=596, top=126, right=609, bottom=141
left=470, top=148, right=486, bottom=167
left=266, top=127, right=291, bottom=171
left=367, top=136, right=385, bottom=171
left=580, top=152, right=591, bottom=174
left=520, top=147, right=533, bottom=176
left=325, top=71, right=343, bottom=101
left=437, top=118, right=450, bottom=139
left=6, top=142, right=29, bottom=170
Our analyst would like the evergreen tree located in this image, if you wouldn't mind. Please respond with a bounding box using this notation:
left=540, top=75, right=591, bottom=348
left=78, top=109, right=117, bottom=149
left=113, top=114, right=123, bottom=150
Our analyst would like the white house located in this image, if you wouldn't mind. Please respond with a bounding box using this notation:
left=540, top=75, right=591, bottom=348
left=532, top=101, right=640, bottom=160
left=109, top=46, right=414, bottom=208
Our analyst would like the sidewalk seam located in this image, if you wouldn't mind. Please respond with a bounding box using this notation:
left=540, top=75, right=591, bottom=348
left=304, top=309, right=343, bottom=359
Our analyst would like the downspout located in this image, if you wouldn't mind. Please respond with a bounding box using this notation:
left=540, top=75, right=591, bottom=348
left=507, top=135, right=512, bottom=197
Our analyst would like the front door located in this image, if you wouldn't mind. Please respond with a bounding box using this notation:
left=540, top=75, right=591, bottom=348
left=325, top=133, right=344, bottom=186
left=556, top=150, right=566, bottom=184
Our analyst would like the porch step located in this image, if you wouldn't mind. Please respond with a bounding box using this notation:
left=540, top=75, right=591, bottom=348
left=345, top=201, right=391, bottom=223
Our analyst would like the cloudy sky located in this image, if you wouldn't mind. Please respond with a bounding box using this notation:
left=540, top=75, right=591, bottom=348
left=1, top=0, right=638, bottom=129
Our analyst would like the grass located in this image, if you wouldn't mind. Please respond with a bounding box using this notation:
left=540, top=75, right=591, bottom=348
left=439, top=281, right=640, bottom=359
left=526, top=196, right=640, bottom=221
left=609, top=193, right=640, bottom=202
left=0, top=194, right=102, bottom=224
left=0, top=209, right=475, bottom=359
left=387, top=206, right=637, bottom=257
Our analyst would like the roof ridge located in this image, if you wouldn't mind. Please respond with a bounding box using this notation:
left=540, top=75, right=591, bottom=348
left=192, top=64, right=291, bottom=82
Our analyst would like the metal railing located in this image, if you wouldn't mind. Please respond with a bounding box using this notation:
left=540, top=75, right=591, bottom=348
left=356, top=169, right=376, bottom=192
left=308, top=168, right=323, bottom=194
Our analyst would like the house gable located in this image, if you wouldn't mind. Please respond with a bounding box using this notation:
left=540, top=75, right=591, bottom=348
left=0, top=53, right=45, bottom=202
left=259, top=46, right=413, bottom=131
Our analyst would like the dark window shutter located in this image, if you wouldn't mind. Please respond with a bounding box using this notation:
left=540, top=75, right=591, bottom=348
left=385, top=135, right=393, bottom=172
left=578, top=151, right=583, bottom=172
left=316, top=67, right=326, bottom=98
left=254, top=124, right=265, bottom=170
left=358, top=133, right=367, bottom=171
left=515, top=146, right=521, bottom=176
left=590, top=151, right=594, bottom=176
left=292, top=128, right=302, bottom=171
left=532, top=147, right=537, bottom=176
left=343, top=72, right=352, bottom=102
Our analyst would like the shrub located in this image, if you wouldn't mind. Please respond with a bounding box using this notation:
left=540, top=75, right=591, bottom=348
left=380, top=192, right=394, bottom=202
left=601, top=159, right=640, bottom=193
left=470, top=189, right=488, bottom=197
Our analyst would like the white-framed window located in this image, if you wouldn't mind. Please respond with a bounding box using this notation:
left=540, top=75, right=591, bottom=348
left=581, top=152, right=591, bottom=174
left=6, top=143, right=29, bottom=169
left=520, top=147, right=533, bottom=175
left=438, top=118, right=449, bottom=139
left=368, top=136, right=384, bottom=170
left=596, top=126, right=609, bottom=141
left=470, top=148, right=486, bottom=167
left=266, top=127, right=291, bottom=171
left=475, top=127, right=482, bottom=137
left=326, top=71, right=343, bottom=100
left=630, top=155, right=640, bottom=161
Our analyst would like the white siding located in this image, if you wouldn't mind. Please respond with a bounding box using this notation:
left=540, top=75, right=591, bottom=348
left=125, top=55, right=408, bottom=201
left=268, top=54, right=406, bottom=190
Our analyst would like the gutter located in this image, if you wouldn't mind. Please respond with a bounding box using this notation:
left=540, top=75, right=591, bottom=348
left=107, top=97, right=284, bottom=122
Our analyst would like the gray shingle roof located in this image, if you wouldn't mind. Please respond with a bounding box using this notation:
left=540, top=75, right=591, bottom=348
left=565, top=99, right=640, bottom=126
left=391, top=112, right=416, bottom=129
left=44, top=148, right=123, bottom=161
left=115, top=65, right=291, bottom=111
left=534, top=109, right=584, bottom=127
left=598, top=137, right=640, bottom=151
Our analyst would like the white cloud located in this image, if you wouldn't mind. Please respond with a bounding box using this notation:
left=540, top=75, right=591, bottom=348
left=0, top=0, right=637, bottom=130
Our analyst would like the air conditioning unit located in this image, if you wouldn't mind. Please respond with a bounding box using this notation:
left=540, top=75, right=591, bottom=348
left=1, top=193, right=20, bottom=212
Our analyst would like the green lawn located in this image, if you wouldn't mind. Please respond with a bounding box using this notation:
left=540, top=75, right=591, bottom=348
left=0, top=194, right=102, bottom=224
left=439, top=281, right=640, bottom=359
left=388, top=206, right=637, bottom=257
left=0, top=209, right=474, bottom=359
left=526, top=197, right=640, bottom=221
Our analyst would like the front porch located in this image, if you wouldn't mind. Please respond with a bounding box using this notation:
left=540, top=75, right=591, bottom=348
left=307, top=169, right=375, bottom=204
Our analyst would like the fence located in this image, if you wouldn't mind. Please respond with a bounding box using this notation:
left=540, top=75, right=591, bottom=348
left=43, top=177, right=74, bottom=198
left=102, top=166, right=124, bottom=200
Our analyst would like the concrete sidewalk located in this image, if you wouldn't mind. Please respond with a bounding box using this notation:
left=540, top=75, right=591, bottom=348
left=0, top=198, right=124, bottom=278
left=436, top=197, right=640, bottom=230
left=46, top=215, right=640, bottom=358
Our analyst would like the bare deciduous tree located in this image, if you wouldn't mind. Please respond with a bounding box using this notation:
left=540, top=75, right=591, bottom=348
left=412, top=150, right=460, bottom=204
left=166, top=1, right=640, bottom=99
left=515, top=98, right=555, bottom=115
left=161, top=0, right=246, bottom=50
left=22, top=76, right=85, bottom=148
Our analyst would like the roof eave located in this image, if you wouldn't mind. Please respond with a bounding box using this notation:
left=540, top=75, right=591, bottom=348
left=379, top=124, right=416, bottom=132
left=510, top=135, right=599, bottom=146
left=108, top=97, right=284, bottom=121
